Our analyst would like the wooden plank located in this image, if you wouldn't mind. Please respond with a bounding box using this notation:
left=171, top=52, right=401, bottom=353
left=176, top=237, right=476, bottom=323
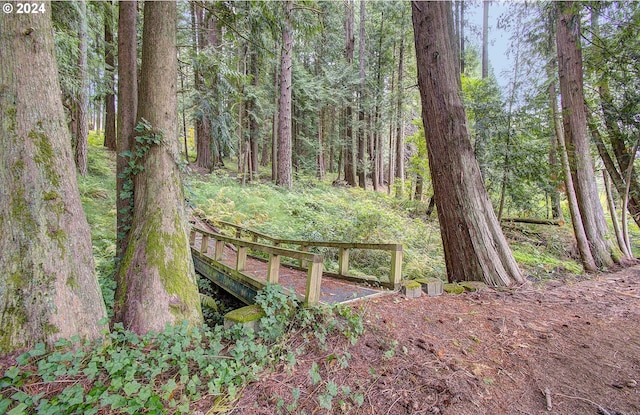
left=214, top=240, right=224, bottom=261
left=305, top=259, right=323, bottom=306
left=299, top=245, right=309, bottom=268
left=267, top=254, right=280, bottom=284
left=390, top=245, right=403, bottom=290
left=200, top=234, right=209, bottom=254
left=338, top=248, right=349, bottom=276
left=237, top=246, right=248, bottom=271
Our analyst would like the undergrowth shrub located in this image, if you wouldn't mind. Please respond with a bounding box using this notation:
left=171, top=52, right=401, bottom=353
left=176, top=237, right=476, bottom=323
left=0, top=286, right=363, bottom=415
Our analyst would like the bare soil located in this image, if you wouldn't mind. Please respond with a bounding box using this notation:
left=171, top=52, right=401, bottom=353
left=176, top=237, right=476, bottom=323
left=230, top=266, right=640, bottom=415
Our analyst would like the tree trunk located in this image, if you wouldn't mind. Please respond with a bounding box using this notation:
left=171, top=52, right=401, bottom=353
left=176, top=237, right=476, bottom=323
left=357, top=0, right=367, bottom=189
left=194, top=3, right=213, bottom=172
left=0, top=5, right=107, bottom=351
left=113, top=1, right=203, bottom=333
left=394, top=33, right=405, bottom=198
left=411, top=1, right=524, bottom=286
left=603, top=171, right=631, bottom=258
left=318, top=108, right=326, bottom=180
left=116, top=0, right=138, bottom=259
left=248, top=45, right=260, bottom=180
left=103, top=0, right=117, bottom=151
left=459, top=1, right=465, bottom=74
left=588, top=113, right=640, bottom=228
left=551, top=79, right=597, bottom=271
left=481, top=0, right=489, bottom=79
left=556, top=2, right=616, bottom=268
left=276, top=1, right=293, bottom=188
left=75, top=0, right=89, bottom=175
left=343, top=0, right=357, bottom=187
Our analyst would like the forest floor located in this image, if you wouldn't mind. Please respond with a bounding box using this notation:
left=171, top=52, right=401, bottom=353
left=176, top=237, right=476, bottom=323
left=229, top=265, right=640, bottom=415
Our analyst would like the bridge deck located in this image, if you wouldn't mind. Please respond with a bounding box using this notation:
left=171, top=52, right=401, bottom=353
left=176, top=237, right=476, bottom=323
left=191, top=231, right=386, bottom=305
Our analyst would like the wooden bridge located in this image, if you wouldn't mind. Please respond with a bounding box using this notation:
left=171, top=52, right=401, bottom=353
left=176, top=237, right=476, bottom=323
left=189, top=217, right=403, bottom=306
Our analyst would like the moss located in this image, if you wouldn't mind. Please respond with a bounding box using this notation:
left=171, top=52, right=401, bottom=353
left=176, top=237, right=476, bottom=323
left=29, top=129, right=60, bottom=187
left=143, top=212, right=202, bottom=323
left=459, top=281, right=487, bottom=292
left=224, top=305, right=265, bottom=323
left=43, top=191, right=60, bottom=201
left=11, top=187, right=36, bottom=234
left=443, top=283, right=465, bottom=294
left=402, top=280, right=421, bottom=290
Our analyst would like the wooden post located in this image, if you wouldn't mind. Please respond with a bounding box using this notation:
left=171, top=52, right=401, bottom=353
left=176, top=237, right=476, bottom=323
left=338, top=248, right=350, bottom=276
left=390, top=244, right=403, bottom=289
left=235, top=228, right=242, bottom=239
left=299, top=245, right=309, bottom=268
left=214, top=240, right=225, bottom=261
left=305, top=257, right=323, bottom=306
left=200, top=234, right=209, bottom=254
left=267, top=254, right=280, bottom=283
left=189, top=229, right=196, bottom=246
left=237, top=246, right=248, bottom=271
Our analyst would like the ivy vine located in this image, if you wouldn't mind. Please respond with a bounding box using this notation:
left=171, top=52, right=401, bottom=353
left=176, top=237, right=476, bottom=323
left=117, top=118, right=163, bottom=242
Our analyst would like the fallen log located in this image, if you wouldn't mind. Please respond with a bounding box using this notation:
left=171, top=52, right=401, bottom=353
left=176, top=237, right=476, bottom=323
left=501, top=217, right=565, bottom=226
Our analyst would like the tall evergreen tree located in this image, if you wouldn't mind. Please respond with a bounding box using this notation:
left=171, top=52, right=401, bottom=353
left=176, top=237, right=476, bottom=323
left=113, top=1, right=203, bottom=333
left=412, top=0, right=524, bottom=286
left=556, top=1, right=617, bottom=269
left=0, top=4, right=107, bottom=351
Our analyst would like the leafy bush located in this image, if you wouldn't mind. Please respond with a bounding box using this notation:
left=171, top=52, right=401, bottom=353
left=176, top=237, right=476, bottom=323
left=0, top=286, right=363, bottom=415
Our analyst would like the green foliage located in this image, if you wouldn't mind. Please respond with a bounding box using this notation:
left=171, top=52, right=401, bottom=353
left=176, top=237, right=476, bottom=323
left=117, top=119, right=164, bottom=241
left=189, top=174, right=444, bottom=281
left=0, top=285, right=364, bottom=414
left=78, top=132, right=117, bottom=314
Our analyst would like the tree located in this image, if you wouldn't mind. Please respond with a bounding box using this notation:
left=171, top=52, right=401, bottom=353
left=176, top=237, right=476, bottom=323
left=276, top=0, right=293, bottom=188
left=343, top=0, right=357, bottom=187
left=0, top=5, right=107, bottom=351
left=103, top=0, right=116, bottom=151
left=113, top=1, right=203, bottom=333
left=411, top=1, right=524, bottom=286
left=556, top=1, right=617, bottom=268
left=116, top=0, right=138, bottom=259
left=357, top=0, right=367, bottom=189
left=69, top=0, right=90, bottom=175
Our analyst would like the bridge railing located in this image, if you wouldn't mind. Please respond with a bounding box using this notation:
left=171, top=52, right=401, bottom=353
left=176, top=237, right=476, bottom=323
left=205, top=219, right=402, bottom=290
left=190, top=226, right=324, bottom=306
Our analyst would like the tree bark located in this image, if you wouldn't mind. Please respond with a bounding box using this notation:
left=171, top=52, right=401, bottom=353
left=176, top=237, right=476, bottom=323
left=0, top=4, right=108, bottom=351
left=343, top=0, right=357, bottom=187
left=103, top=0, right=117, bottom=151
left=113, top=1, right=203, bottom=333
left=116, top=0, right=138, bottom=259
left=481, top=0, right=489, bottom=79
left=550, top=79, right=597, bottom=272
left=603, top=171, right=631, bottom=258
left=556, top=2, right=616, bottom=268
left=194, top=3, right=213, bottom=172
left=357, top=0, right=367, bottom=189
left=75, top=0, right=89, bottom=175
left=276, top=1, right=293, bottom=188
left=394, top=31, right=405, bottom=198
left=411, top=1, right=523, bottom=286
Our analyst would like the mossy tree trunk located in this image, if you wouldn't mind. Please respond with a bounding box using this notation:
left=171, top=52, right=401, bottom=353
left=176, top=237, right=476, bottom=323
left=411, top=1, right=524, bottom=287
left=113, top=1, right=203, bottom=334
left=0, top=4, right=108, bottom=352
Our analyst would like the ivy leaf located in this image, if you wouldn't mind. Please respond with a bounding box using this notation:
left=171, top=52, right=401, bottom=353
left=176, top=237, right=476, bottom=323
left=123, top=380, right=141, bottom=396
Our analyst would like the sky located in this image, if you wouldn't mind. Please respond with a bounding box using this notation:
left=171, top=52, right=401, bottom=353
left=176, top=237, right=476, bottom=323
left=465, top=1, right=514, bottom=89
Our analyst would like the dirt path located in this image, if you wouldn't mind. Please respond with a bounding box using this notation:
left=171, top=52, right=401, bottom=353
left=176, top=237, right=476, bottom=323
left=231, top=266, right=640, bottom=415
